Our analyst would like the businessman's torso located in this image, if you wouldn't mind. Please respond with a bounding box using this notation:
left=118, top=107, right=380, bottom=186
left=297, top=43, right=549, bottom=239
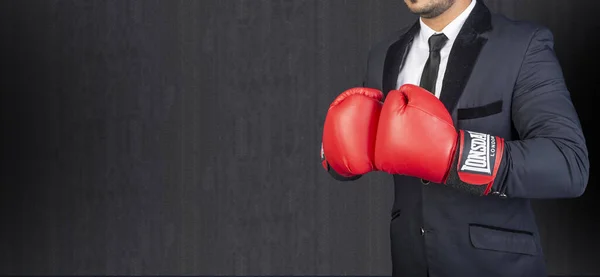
left=364, top=3, right=549, bottom=277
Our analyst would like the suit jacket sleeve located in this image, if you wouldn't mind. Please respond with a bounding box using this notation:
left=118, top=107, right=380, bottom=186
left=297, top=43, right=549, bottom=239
left=492, top=27, right=589, bottom=199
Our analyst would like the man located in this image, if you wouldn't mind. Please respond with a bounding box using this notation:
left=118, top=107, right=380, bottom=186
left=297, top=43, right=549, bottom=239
left=320, top=0, right=589, bottom=276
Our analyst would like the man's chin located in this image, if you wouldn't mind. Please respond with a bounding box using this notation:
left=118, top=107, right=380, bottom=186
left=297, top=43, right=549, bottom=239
left=418, top=11, right=438, bottom=18
left=408, top=8, right=435, bottom=18
left=410, top=6, right=447, bottom=18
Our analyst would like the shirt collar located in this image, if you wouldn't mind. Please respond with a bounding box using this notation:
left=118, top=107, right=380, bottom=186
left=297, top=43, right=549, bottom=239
left=417, top=0, right=477, bottom=47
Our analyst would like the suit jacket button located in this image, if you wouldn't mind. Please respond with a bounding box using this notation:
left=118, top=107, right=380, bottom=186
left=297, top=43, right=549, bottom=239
left=421, top=179, right=430, bottom=185
left=420, top=228, right=425, bottom=235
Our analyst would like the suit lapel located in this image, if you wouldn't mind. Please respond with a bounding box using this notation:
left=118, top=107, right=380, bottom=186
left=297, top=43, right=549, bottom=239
left=382, top=21, right=420, bottom=95
left=439, top=0, right=493, bottom=113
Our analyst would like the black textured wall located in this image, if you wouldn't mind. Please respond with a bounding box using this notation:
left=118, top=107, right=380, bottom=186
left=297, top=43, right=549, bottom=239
left=0, top=0, right=598, bottom=275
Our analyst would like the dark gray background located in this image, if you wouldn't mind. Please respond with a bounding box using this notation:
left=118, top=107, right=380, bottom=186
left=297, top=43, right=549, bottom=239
left=0, top=0, right=598, bottom=275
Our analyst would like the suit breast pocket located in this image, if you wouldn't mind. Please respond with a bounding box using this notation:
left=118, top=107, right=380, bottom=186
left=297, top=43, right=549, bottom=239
left=457, top=100, right=503, bottom=120
left=456, top=100, right=509, bottom=134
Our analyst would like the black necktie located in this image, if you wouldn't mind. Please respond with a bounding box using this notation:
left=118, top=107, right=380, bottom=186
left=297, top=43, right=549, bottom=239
left=419, top=33, right=448, bottom=94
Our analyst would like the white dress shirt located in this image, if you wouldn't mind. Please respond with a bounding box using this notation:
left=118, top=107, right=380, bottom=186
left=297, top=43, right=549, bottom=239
left=396, top=0, right=477, bottom=98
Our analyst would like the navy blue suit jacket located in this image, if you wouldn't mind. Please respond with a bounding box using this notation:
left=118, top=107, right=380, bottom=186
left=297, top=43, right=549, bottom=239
left=350, top=1, right=588, bottom=276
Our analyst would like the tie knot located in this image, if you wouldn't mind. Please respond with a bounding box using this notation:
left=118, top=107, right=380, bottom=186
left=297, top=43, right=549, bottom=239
left=428, top=33, right=448, bottom=52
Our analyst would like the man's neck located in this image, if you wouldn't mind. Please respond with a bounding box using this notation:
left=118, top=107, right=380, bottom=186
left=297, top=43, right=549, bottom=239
left=421, top=0, right=472, bottom=32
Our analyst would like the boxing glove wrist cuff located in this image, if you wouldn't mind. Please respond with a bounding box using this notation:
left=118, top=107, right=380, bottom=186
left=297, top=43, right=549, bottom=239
left=444, top=130, right=505, bottom=196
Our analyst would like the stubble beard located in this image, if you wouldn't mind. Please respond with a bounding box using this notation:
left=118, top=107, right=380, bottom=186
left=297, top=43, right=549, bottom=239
left=408, top=0, right=455, bottom=19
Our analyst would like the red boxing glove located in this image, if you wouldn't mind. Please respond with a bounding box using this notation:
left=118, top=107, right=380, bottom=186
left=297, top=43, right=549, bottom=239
left=321, top=88, right=383, bottom=179
left=374, top=84, right=504, bottom=195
